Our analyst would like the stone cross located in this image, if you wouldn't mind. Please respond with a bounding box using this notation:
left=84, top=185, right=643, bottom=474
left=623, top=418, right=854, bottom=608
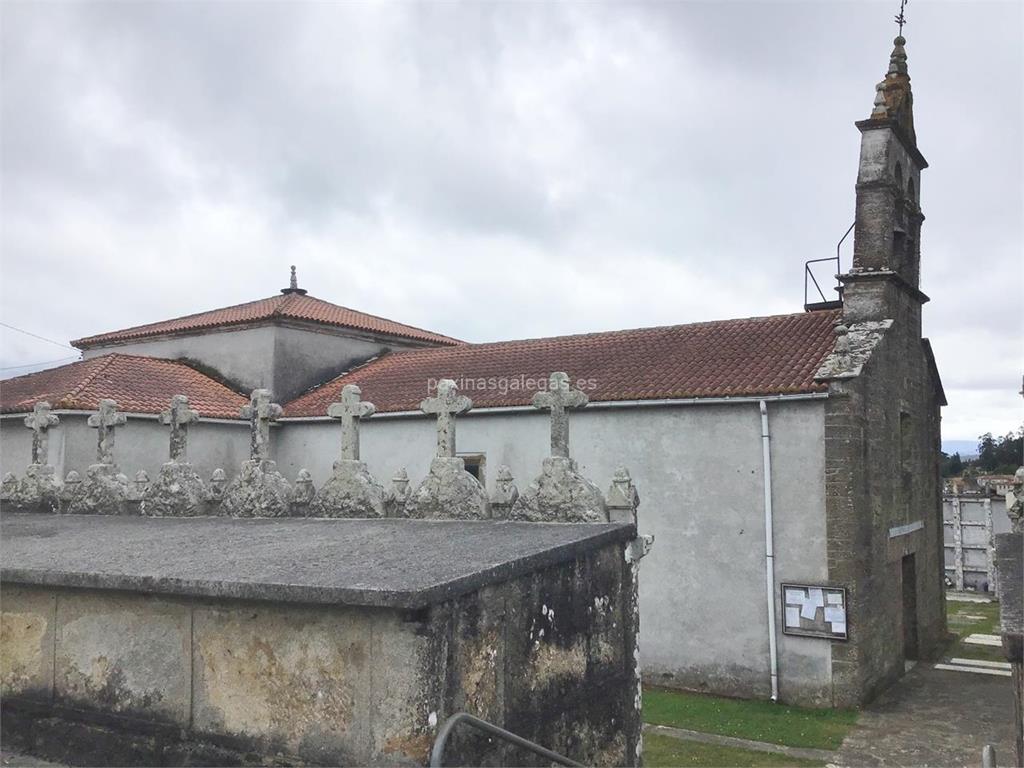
left=159, top=395, right=199, bottom=462
left=24, top=401, right=59, bottom=465
left=87, top=399, right=127, bottom=465
left=241, top=389, right=282, bottom=461
left=420, top=379, right=472, bottom=458
left=327, top=384, right=376, bottom=461
left=532, top=372, right=588, bottom=458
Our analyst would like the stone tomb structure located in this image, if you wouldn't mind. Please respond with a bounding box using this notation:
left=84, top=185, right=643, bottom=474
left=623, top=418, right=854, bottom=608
left=1, top=376, right=651, bottom=767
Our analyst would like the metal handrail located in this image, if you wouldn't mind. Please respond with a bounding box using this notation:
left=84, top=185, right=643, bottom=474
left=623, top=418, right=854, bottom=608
left=429, top=712, right=584, bottom=768
left=804, top=221, right=854, bottom=308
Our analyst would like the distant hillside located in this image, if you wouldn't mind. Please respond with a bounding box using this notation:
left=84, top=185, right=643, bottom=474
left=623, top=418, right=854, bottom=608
left=942, top=440, right=979, bottom=458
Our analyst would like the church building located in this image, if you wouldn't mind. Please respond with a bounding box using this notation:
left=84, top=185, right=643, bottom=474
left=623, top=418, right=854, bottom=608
left=0, top=36, right=946, bottom=708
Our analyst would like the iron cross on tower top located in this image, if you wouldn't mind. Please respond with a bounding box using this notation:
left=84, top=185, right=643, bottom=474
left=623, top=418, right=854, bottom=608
left=894, top=0, right=908, bottom=36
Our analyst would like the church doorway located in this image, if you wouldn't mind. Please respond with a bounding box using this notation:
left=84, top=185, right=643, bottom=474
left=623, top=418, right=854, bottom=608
left=901, top=553, right=919, bottom=660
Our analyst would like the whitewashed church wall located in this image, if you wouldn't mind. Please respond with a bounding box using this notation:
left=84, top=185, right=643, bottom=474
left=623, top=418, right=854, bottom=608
left=275, top=398, right=831, bottom=705
left=1, top=415, right=250, bottom=483
left=82, top=325, right=279, bottom=395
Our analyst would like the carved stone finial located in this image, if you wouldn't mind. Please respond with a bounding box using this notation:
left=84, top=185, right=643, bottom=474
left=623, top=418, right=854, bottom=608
left=292, top=469, right=316, bottom=511
left=281, top=265, right=308, bottom=295
left=1, top=473, right=17, bottom=502
left=208, top=469, right=227, bottom=503
left=24, top=401, right=59, bottom=466
left=386, top=468, right=411, bottom=518
left=490, top=465, right=519, bottom=520
left=87, top=399, right=127, bottom=465
left=241, top=389, right=282, bottom=462
left=420, top=379, right=472, bottom=458
left=606, top=467, right=640, bottom=525
left=160, top=395, right=199, bottom=462
left=327, top=384, right=376, bottom=461
left=532, top=372, right=588, bottom=458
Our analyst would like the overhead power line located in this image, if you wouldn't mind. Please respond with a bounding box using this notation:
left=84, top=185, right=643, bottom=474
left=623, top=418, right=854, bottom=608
left=0, top=355, right=81, bottom=372
left=0, top=321, right=76, bottom=350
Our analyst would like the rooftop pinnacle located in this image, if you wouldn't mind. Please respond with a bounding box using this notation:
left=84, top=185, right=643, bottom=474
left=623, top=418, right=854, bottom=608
left=281, top=265, right=308, bottom=296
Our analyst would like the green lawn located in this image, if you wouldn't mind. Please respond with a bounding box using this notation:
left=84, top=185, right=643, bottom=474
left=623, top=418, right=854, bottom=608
left=644, top=733, right=825, bottom=768
left=643, top=688, right=857, bottom=751
left=945, top=596, right=1003, bottom=662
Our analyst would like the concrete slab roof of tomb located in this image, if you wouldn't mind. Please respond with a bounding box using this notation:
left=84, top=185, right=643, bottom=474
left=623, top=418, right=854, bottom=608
left=0, top=513, right=635, bottom=609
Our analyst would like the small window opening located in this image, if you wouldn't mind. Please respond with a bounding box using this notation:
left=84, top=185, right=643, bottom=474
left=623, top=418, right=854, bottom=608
left=459, top=453, right=486, bottom=485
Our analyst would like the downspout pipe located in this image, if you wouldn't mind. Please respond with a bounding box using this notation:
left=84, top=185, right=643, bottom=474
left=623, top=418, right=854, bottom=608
left=760, top=400, right=780, bottom=702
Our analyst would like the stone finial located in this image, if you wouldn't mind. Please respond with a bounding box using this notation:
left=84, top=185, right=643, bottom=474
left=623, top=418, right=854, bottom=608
left=208, top=469, right=227, bottom=502
left=281, top=265, right=308, bottom=296
left=160, top=395, right=199, bottom=462
left=490, top=465, right=519, bottom=520
left=606, top=467, right=640, bottom=525
left=386, top=468, right=412, bottom=518
left=420, top=379, right=472, bottom=458
left=24, top=401, right=59, bottom=466
left=1008, top=466, right=1024, bottom=533
left=1, top=473, right=17, bottom=502
left=532, top=372, right=588, bottom=458
left=241, top=389, right=282, bottom=462
left=87, top=399, right=126, bottom=465
left=327, top=384, right=376, bottom=461
left=292, top=469, right=316, bottom=508
left=888, top=35, right=908, bottom=76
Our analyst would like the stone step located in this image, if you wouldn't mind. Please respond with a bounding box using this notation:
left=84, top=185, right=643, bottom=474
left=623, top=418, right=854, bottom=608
left=934, top=663, right=1011, bottom=678
left=948, top=657, right=1011, bottom=670
left=964, top=633, right=1002, bottom=647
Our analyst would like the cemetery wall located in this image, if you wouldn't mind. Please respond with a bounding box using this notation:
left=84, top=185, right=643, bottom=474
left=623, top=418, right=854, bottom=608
left=278, top=398, right=834, bottom=705
left=0, top=414, right=250, bottom=483
left=1, top=537, right=640, bottom=767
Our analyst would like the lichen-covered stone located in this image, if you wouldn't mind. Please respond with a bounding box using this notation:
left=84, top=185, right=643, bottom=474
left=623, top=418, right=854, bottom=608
left=8, top=465, right=62, bottom=513
left=511, top=457, right=607, bottom=523
left=291, top=468, right=316, bottom=515
left=385, top=468, right=411, bottom=518
left=310, top=460, right=385, bottom=518
left=0, top=473, right=18, bottom=503
left=65, top=464, right=131, bottom=516
left=406, top=457, right=489, bottom=520
left=606, top=467, right=640, bottom=525
left=221, top=460, right=292, bottom=518
left=490, top=465, right=519, bottom=520
left=142, top=462, right=207, bottom=517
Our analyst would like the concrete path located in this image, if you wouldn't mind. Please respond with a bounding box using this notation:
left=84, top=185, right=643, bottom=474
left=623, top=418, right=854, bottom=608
left=643, top=723, right=836, bottom=762
left=834, top=662, right=1016, bottom=767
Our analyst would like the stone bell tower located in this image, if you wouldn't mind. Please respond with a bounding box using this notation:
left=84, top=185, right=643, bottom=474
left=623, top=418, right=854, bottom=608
left=842, top=35, right=929, bottom=323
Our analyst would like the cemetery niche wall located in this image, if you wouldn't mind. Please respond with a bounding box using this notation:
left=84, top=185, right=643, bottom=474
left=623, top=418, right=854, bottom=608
left=0, top=375, right=653, bottom=768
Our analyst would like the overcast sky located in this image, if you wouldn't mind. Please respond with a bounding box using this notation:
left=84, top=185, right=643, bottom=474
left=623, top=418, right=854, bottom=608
left=1, top=0, right=1021, bottom=442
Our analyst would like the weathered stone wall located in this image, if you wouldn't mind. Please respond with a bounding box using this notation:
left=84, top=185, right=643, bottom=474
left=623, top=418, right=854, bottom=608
left=824, top=290, right=946, bottom=707
left=1, top=539, right=639, bottom=767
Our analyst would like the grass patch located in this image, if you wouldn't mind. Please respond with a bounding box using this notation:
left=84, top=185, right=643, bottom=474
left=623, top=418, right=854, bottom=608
left=643, top=688, right=857, bottom=751
left=945, top=596, right=1003, bottom=662
left=644, top=733, right=825, bottom=768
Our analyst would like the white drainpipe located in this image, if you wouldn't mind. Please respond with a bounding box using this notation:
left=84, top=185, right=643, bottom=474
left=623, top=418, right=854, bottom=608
left=760, top=400, right=780, bottom=702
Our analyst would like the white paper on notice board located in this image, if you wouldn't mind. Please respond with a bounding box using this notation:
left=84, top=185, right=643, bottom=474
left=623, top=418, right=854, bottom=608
left=785, top=607, right=801, bottom=628
left=827, top=592, right=843, bottom=605
left=825, top=606, right=846, bottom=624
left=831, top=621, right=847, bottom=636
left=785, top=588, right=805, bottom=605
left=800, top=601, right=818, bottom=620
left=808, top=588, right=824, bottom=607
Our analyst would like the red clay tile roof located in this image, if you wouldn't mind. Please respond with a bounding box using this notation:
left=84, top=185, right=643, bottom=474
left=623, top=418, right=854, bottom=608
left=284, top=309, right=841, bottom=416
left=1, top=354, right=248, bottom=420
left=71, top=293, right=462, bottom=348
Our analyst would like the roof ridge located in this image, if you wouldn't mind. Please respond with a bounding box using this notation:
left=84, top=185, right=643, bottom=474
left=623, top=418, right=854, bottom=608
left=63, top=354, right=119, bottom=403
left=71, top=294, right=286, bottom=347
left=289, top=294, right=464, bottom=344
left=341, top=308, right=840, bottom=359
